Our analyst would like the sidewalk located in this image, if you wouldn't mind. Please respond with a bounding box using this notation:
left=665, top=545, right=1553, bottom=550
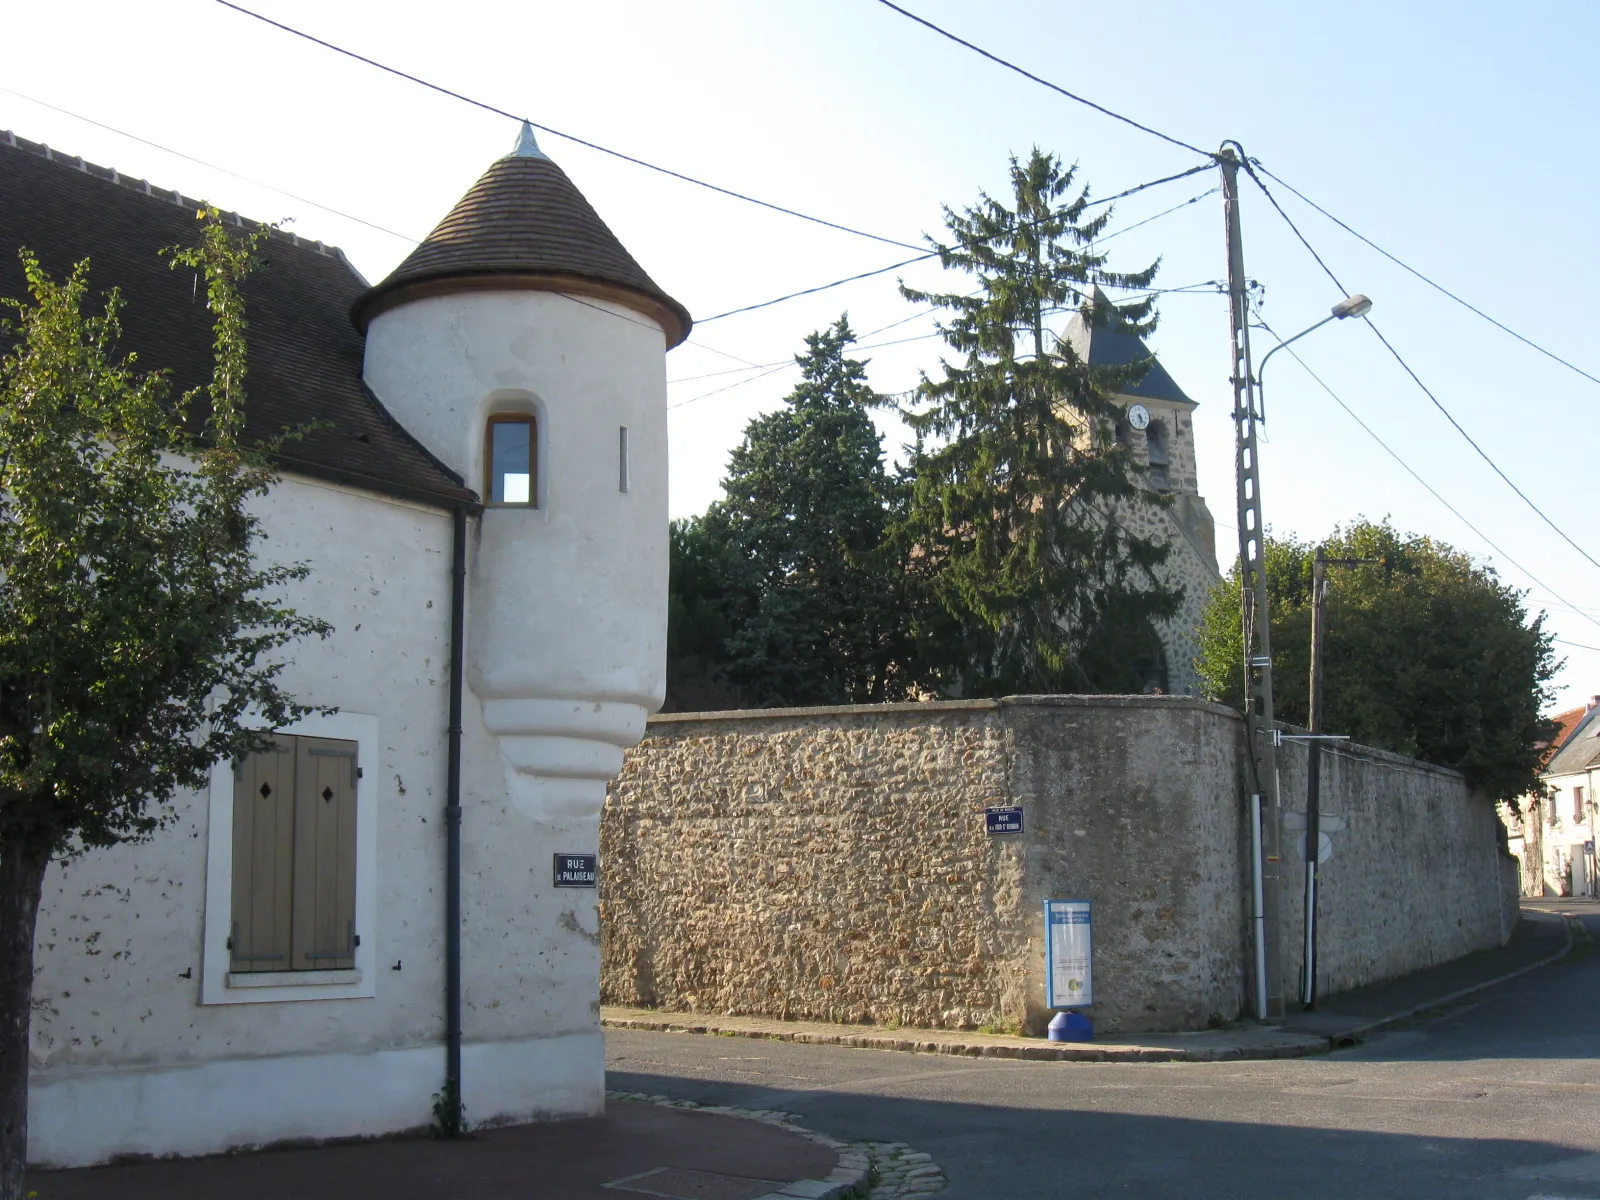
left=604, top=903, right=1576, bottom=1064
left=27, top=1098, right=861, bottom=1200
left=1281, top=902, right=1574, bottom=1043
left=27, top=905, right=1573, bottom=1198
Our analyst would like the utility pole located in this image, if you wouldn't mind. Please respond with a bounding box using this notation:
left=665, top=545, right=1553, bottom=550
left=1302, top=547, right=1328, bottom=1009
left=1220, top=142, right=1284, bottom=1019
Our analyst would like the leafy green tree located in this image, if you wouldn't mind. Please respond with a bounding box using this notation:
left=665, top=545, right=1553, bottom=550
left=0, top=216, right=329, bottom=1194
left=895, top=148, right=1180, bottom=694
left=1195, top=519, right=1557, bottom=802
left=664, top=318, right=922, bottom=709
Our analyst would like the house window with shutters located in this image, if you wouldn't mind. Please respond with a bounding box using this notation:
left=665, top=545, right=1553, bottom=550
left=201, top=710, right=377, bottom=1005
left=230, top=735, right=359, bottom=973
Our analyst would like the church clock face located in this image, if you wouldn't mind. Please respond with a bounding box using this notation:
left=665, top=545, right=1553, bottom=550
left=1126, top=403, right=1151, bottom=431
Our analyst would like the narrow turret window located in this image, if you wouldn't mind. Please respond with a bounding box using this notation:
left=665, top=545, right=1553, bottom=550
left=618, top=425, right=630, bottom=494
left=486, top=414, right=536, bottom=506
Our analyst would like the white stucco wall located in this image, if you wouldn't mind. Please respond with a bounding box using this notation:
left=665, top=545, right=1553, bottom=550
left=361, top=288, right=672, bottom=1096
left=26, top=471, right=608, bottom=1165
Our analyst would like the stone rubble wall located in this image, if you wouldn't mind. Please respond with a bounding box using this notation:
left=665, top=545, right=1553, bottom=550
left=602, top=697, right=1513, bottom=1034
left=1273, top=738, right=1516, bottom=999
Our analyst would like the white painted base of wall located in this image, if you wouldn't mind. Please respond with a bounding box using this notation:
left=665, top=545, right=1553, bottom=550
left=28, top=1031, right=602, bottom=1169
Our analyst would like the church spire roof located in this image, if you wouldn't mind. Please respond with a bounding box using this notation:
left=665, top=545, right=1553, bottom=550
left=1061, top=286, right=1193, bottom=405
left=351, top=127, right=690, bottom=345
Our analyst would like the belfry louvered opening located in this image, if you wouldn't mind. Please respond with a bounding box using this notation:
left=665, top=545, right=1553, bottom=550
left=230, top=735, right=359, bottom=972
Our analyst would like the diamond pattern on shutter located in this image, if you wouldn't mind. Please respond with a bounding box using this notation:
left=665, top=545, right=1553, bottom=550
left=230, top=742, right=294, bottom=973
left=292, top=738, right=359, bottom=971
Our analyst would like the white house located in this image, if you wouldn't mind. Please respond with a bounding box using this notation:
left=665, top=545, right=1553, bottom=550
left=1536, top=699, right=1600, bottom=896
left=2, top=122, right=689, bottom=1167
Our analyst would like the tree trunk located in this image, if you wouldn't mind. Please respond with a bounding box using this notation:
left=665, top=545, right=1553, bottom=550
left=1525, top=795, right=1546, bottom=896
left=0, top=839, right=48, bottom=1200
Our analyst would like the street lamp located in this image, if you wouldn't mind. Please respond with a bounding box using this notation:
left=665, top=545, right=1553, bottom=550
left=1254, top=294, right=1372, bottom=422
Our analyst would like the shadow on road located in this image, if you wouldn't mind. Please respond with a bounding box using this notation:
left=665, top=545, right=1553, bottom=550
left=608, top=1069, right=1598, bottom=1200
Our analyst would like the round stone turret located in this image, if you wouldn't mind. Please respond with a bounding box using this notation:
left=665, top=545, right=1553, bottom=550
left=358, top=124, right=689, bottom=820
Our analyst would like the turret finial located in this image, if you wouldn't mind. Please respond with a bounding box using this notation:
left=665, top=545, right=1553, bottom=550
left=508, top=120, right=549, bottom=161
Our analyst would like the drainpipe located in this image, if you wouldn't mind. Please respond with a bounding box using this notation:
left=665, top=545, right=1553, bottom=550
left=445, top=504, right=468, bottom=1101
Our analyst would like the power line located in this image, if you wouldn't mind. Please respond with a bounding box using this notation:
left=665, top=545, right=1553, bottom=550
left=870, top=0, right=1213, bottom=160
left=1555, top=638, right=1600, bottom=654
left=698, top=170, right=1217, bottom=325
left=668, top=363, right=792, bottom=411
left=1257, top=319, right=1600, bottom=636
left=212, top=0, right=923, bottom=253
left=1242, top=162, right=1600, bottom=580
left=3, top=84, right=779, bottom=370
left=1093, top=188, right=1218, bottom=246
left=0, top=84, right=421, bottom=243
left=1256, top=164, right=1600, bottom=392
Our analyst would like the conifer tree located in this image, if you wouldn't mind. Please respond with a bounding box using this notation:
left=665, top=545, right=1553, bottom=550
left=666, top=318, right=920, bottom=708
left=896, top=149, right=1180, bottom=694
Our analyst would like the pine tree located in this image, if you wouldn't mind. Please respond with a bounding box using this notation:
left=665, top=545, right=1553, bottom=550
left=668, top=318, right=920, bottom=708
left=897, top=149, right=1180, bottom=695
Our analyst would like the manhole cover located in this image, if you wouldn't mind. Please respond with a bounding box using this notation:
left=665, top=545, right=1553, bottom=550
left=603, top=1166, right=784, bottom=1199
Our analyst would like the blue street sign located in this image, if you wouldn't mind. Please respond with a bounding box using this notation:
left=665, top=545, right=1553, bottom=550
left=986, top=806, right=1024, bottom=835
left=553, top=853, right=597, bottom=887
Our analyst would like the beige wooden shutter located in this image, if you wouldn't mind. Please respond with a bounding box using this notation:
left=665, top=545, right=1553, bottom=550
left=292, top=736, right=359, bottom=971
left=230, top=740, right=295, bottom=973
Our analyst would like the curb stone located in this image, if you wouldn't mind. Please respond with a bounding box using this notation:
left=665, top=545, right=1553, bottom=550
left=602, top=1013, right=1326, bottom=1063
left=606, top=1090, right=946, bottom=1199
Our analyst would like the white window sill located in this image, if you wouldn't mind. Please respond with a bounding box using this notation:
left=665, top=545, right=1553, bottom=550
left=226, top=969, right=362, bottom=990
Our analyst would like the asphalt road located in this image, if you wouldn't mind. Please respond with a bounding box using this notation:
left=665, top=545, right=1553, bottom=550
left=606, top=905, right=1600, bottom=1199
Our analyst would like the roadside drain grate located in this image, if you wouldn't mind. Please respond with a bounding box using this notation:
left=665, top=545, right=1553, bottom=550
left=602, top=1166, right=785, bottom=1199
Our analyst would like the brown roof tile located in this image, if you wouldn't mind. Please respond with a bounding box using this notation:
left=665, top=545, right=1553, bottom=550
left=351, top=142, right=691, bottom=346
left=0, top=131, right=476, bottom=508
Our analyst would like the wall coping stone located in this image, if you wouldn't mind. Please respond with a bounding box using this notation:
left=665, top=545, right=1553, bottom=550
left=649, top=693, right=1245, bottom=726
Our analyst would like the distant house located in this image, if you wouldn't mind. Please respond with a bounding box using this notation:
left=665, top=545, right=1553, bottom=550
left=1061, top=288, right=1222, bottom=695
left=1503, top=697, right=1598, bottom=895
left=1539, top=700, right=1600, bottom=895
left=3, top=122, right=686, bottom=1166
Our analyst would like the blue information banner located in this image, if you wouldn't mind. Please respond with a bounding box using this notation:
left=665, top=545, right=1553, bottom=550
left=985, top=806, right=1024, bottom=835
left=1044, top=899, right=1093, bottom=1008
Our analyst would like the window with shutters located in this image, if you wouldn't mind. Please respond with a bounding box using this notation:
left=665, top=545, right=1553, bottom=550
left=229, top=735, right=359, bottom=973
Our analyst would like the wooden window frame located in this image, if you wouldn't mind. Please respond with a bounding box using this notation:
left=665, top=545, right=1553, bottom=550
left=485, top=413, right=537, bottom=507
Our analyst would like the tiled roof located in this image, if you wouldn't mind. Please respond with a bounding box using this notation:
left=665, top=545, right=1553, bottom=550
left=352, top=133, right=691, bottom=346
left=0, top=131, right=476, bottom=508
left=1545, top=704, right=1600, bottom=778
left=1060, top=286, right=1194, bottom=406
left=1538, top=703, right=1591, bottom=768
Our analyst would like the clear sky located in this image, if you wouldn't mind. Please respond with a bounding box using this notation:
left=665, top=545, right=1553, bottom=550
left=5, top=0, right=1598, bottom=710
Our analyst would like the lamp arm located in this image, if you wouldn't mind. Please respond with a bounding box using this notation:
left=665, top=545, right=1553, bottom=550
left=1253, top=312, right=1337, bottom=423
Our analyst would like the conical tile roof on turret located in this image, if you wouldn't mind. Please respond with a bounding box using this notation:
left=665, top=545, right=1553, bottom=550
left=352, top=124, right=691, bottom=346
